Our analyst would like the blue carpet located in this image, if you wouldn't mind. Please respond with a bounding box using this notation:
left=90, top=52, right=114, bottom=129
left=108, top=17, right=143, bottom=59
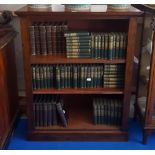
left=7, top=118, right=155, bottom=150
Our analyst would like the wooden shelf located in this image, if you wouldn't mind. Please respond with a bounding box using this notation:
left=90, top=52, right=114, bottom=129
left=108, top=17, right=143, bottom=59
left=35, top=96, right=120, bottom=131
left=31, top=54, right=126, bottom=64
left=33, top=88, right=124, bottom=94
left=28, top=94, right=127, bottom=141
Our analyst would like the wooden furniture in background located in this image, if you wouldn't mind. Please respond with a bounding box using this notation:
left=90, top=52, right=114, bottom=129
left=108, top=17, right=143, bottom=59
left=16, top=6, right=143, bottom=141
left=0, top=31, right=18, bottom=149
left=133, top=4, right=155, bottom=144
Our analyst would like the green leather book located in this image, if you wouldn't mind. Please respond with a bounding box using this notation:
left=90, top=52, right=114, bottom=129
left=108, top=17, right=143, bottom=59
left=94, top=34, right=98, bottom=59
left=50, top=66, right=54, bottom=88
left=64, top=32, right=90, bottom=37
left=101, top=33, right=105, bottom=59
left=36, top=65, right=41, bottom=89
left=112, top=32, right=116, bottom=59
left=73, top=66, right=78, bottom=88
left=86, top=66, right=91, bottom=88
left=56, top=102, right=67, bottom=127
left=93, top=100, right=97, bottom=125
left=32, top=65, right=36, bottom=90
left=80, top=66, right=84, bottom=88
left=56, top=65, right=61, bottom=89
left=60, top=65, right=65, bottom=89
left=91, top=33, right=95, bottom=58
left=98, top=34, right=102, bottom=59
left=43, top=99, right=48, bottom=127
left=115, top=33, right=120, bottom=59
left=90, top=65, right=94, bottom=88
left=108, top=33, right=114, bottom=60
left=64, top=65, right=67, bottom=88
left=104, top=33, right=108, bottom=59
left=43, top=65, right=47, bottom=89
left=46, top=65, right=51, bottom=88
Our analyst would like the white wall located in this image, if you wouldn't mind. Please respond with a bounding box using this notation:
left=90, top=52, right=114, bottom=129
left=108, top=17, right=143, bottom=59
left=0, top=4, right=26, bottom=11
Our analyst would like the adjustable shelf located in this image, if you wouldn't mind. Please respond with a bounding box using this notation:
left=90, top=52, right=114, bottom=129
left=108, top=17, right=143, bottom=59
left=33, top=88, right=124, bottom=95
left=31, top=54, right=126, bottom=64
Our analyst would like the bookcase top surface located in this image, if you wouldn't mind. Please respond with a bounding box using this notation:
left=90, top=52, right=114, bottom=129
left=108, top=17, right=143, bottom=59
left=15, top=5, right=143, bottom=17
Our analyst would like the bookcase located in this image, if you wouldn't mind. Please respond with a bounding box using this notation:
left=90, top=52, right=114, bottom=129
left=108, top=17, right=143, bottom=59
left=15, top=6, right=143, bottom=141
left=0, top=30, right=18, bottom=149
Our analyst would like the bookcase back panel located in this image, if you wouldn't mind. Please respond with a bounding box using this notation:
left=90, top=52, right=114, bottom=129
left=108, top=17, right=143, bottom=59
left=32, top=94, right=123, bottom=130
left=28, top=18, right=129, bottom=33
left=68, top=20, right=129, bottom=32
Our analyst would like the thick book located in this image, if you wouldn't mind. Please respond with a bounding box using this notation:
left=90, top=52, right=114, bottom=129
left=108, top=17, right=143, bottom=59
left=39, top=24, right=47, bottom=55
left=56, top=102, right=67, bottom=127
left=64, top=32, right=90, bottom=37
left=29, top=26, right=36, bottom=55
left=34, top=24, right=41, bottom=54
left=45, top=24, right=52, bottom=54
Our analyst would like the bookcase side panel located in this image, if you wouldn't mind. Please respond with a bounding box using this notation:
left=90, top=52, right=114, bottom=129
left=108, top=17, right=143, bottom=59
left=20, top=17, right=33, bottom=130
left=122, top=17, right=138, bottom=130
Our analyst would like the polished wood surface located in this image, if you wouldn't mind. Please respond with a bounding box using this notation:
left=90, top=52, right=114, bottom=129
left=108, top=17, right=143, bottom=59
left=0, top=31, right=18, bottom=149
left=15, top=5, right=143, bottom=17
left=16, top=7, right=143, bottom=141
left=122, top=17, right=138, bottom=130
left=31, top=54, right=126, bottom=64
left=33, top=88, right=124, bottom=95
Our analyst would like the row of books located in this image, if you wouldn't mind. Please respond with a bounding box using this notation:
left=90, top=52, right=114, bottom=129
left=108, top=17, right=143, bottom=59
left=64, top=32, right=91, bottom=58
left=29, top=24, right=128, bottom=59
left=32, top=64, right=125, bottom=89
left=93, top=97, right=122, bottom=125
left=29, top=22, right=68, bottom=55
left=91, top=32, right=127, bottom=59
left=33, top=94, right=67, bottom=127
left=65, top=31, right=127, bottom=59
left=104, top=64, right=124, bottom=88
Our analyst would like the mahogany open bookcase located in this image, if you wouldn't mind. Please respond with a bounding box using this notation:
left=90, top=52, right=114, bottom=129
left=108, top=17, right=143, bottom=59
left=15, top=6, right=143, bottom=141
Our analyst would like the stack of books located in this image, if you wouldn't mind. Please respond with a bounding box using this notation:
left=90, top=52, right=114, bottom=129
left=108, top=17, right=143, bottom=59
left=33, top=94, right=67, bottom=127
left=64, top=31, right=91, bottom=58
left=103, top=64, right=124, bottom=88
left=93, top=97, right=122, bottom=125
left=29, top=22, right=68, bottom=55
left=55, top=64, right=104, bottom=89
left=91, top=32, right=127, bottom=59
